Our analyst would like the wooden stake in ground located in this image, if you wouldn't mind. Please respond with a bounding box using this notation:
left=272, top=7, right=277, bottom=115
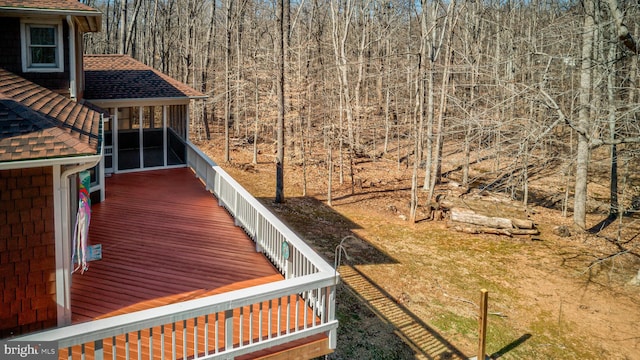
left=478, top=289, right=489, bottom=360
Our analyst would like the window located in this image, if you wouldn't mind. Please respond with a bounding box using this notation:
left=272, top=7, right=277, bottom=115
left=21, top=21, right=64, bottom=72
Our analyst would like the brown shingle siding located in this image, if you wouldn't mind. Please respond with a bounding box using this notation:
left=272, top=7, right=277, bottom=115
left=1, top=167, right=56, bottom=338
left=0, top=17, right=72, bottom=93
left=0, top=17, right=21, bottom=74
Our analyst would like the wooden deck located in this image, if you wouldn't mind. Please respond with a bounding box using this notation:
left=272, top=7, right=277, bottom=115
left=68, top=168, right=331, bottom=359
left=72, top=168, right=283, bottom=322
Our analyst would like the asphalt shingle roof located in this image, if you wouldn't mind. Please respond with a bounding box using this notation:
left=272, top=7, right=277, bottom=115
left=83, top=55, right=206, bottom=100
left=0, top=68, right=102, bottom=162
left=0, top=0, right=98, bottom=12
left=0, top=0, right=102, bottom=32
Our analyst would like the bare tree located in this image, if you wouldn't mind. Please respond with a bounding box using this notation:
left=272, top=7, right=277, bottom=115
left=275, top=0, right=289, bottom=203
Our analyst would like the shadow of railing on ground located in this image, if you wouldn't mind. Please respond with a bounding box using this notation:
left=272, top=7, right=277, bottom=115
left=340, top=265, right=467, bottom=360
left=256, top=196, right=467, bottom=359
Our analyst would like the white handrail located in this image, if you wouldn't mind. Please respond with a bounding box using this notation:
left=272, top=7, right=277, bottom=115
left=186, top=143, right=335, bottom=275
left=16, top=273, right=334, bottom=346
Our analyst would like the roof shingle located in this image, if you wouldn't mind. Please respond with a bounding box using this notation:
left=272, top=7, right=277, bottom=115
left=0, top=68, right=102, bottom=163
left=83, top=55, right=206, bottom=100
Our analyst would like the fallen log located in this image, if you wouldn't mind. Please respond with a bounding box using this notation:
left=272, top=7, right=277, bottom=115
left=446, top=221, right=511, bottom=236
left=446, top=221, right=479, bottom=234
left=477, top=227, right=513, bottom=236
left=512, top=218, right=534, bottom=229
left=450, top=208, right=513, bottom=229
left=510, top=228, right=540, bottom=235
left=446, top=221, right=539, bottom=237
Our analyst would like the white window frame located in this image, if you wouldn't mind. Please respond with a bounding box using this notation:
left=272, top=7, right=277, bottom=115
left=20, top=19, right=65, bottom=73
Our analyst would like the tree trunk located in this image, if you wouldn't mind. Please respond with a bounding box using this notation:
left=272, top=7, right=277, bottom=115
left=119, top=0, right=127, bottom=54
left=574, top=0, right=595, bottom=228
left=275, top=0, right=287, bottom=203
left=608, top=40, right=618, bottom=216
left=224, top=0, right=233, bottom=163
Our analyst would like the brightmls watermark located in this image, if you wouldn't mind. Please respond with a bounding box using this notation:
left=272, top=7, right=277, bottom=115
left=0, top=341, right=57, bottom=360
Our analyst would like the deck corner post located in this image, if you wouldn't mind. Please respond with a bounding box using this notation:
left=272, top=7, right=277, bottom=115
left=326, top=285, right=337, bottom=349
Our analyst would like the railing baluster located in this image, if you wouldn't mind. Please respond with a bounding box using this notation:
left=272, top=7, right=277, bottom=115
left=249, top=304, right=254, bottom=345
left=303, top=290, right=308, bottom=330
left=193, top=317, right=198, bottom=358
left=286, top=295, right=291, bottom=334
left=149, top=328, right=153, bottom=360
left=295, top=293, right=299, bottom=332
left=125, top=333, right=129, bottom=360
left=321, top=290, right=326, bottom=324
left=225, top=309, right=234, bottom=352
left=311, top=289, right=317, bottom=327
left=215, top=312, right=219, bottom=354
left=160, top=326, right=165, bottom=360
left=111, top=336, right=116, bottom=360
left=171, top=322, right=176, bottom=360
left=239, top=306, right=244, bottom=347
left=204, top=314, right=209, bottom=356
left=258, top=302, right=263, bottom=342
left=95, top=340, right=103, bottom=360
left=277, top=298, right=282, bottom=337
left=182, top=320, right=187, bottom=360
left=267, top=300, right=272, bottom=340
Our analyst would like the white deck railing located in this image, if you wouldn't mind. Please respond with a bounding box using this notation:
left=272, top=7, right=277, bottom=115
left=12, top=143, right=339, bottom=360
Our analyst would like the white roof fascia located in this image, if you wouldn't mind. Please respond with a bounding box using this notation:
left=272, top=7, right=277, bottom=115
left=0, top=7, right=102, bottom=32
left=0, top=154, right=102, bottom=171
left=87, top=97, right=201, bottom=108
left=0, top=7, right=102, bottom=18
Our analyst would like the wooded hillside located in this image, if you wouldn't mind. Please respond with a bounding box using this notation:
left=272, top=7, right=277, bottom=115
left=84, top=0, right=639, bottom=229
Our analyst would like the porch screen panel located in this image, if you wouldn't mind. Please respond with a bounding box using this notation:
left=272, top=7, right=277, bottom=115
left=143, top=106, right=164, bottom=168
left=117, top=107, right=141, bottom=170
left=167, top=104, right=186, bottom=165
left=103, top=113, right=113, bottom=171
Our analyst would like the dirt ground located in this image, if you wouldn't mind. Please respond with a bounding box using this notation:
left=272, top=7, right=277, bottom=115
left=196, top=139, right=640, bottom=360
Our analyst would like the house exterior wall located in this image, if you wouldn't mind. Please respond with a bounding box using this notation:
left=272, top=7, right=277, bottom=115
left=0, top=167, right=57, bottom=338
left=0, top=16, right=71, bottom=97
